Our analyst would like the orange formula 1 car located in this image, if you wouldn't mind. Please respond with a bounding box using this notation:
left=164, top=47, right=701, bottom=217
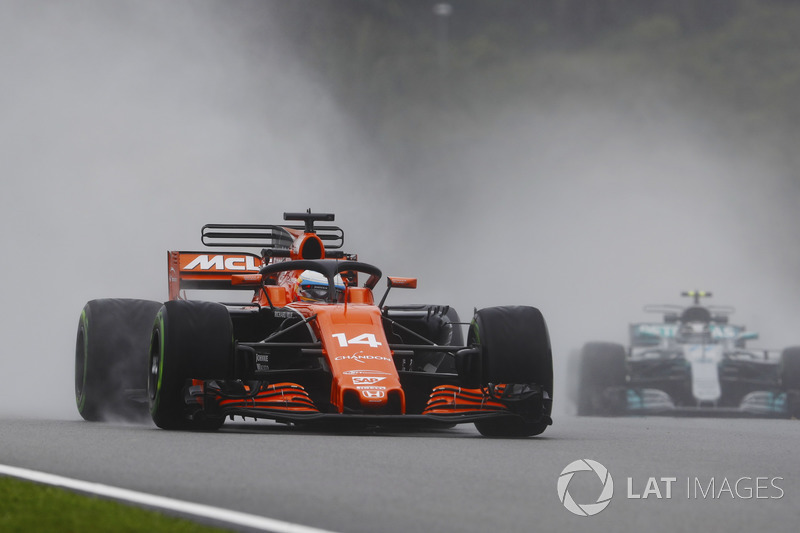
left=75, top=211, right=553, bottom=437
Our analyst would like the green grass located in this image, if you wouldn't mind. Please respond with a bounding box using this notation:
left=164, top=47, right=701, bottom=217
left=0, top=476, right=232, bottom=533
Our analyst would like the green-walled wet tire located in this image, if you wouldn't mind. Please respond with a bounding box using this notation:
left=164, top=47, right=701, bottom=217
left=148, top=300, right=232, bottom=430
left=75, top=299, right=162, bottom=422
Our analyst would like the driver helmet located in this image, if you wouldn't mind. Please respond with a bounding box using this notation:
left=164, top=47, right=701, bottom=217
left=296, top=270, right=345, bottom=302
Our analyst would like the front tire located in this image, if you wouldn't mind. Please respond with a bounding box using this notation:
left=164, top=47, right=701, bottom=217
left=780, top=346, right=800, bottom=418
left=148, top=300, right=233, bottom=430
left=468, top=306, right=553, bottom=437
left=576, top=342, right=627, bottom=416
left=75, top=299, right=162, bottom=422
left=473, top=415, right=548, bottom=438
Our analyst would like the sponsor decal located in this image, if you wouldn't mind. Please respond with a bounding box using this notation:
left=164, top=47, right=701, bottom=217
left=334, top=354, right=391, bottom=364
left=361, top=390, right=385, bottom=399
left=343, top=370, right=391, bottom=375
left=634, top=323, right=742, bottom=340
left=184, top=254, right=260, bottom=272
left=356, top=386, right=386, bottom=390
left=273, top=310, right=295, bottom=319
left=352, top=377, right=386, bottom=385
left=255, top=353, right=270, bottom=372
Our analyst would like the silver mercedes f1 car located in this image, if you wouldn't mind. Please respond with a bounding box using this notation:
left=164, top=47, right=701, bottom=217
left=577, top=291, right=800, bottom=418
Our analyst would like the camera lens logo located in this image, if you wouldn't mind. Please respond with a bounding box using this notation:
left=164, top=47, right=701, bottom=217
left=557, top=459, right=614, bottom=517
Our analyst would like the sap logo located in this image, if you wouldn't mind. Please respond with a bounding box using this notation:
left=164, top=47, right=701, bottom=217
left=352, top=377, right=385, bottom=385
left=184, top=255, right=260, bottom=272
left=627, top=477, right=677, bottom=499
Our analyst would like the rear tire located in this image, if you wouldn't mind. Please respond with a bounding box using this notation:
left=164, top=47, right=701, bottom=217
left=577, top=342, right=627, bottom=416
left=383, top=305, right=463, bottom=373
left=148, top=300, right=232, bottom=430
left=468, top=306, right=552, bottom=437
left=75, top=299, right=162, bottom=422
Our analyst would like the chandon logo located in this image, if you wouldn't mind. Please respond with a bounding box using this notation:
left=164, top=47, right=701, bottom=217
left=334, top=355, right=391, bottom=364
left=557, top=459, right=614, bottom=517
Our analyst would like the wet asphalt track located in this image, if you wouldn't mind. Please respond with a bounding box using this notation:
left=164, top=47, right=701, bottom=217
left=1, top=415, right=798, bottom=533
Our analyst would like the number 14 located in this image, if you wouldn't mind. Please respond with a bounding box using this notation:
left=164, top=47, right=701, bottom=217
left=332, top=333, right=383, bottom=348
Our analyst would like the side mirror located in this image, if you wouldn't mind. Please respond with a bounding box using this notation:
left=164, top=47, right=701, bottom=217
left=387, top=277, right=417, bottom=289
left=379, top=276, right=418, bottom=308
left=736, top=331, right=759, bottom=343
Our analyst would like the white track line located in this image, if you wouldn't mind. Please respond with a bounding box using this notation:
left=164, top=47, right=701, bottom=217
left=0, top=464, right=340, bottom=533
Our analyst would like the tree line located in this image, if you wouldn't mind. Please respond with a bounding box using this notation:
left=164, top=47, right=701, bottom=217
left=267, top=0, right=800, bottom=170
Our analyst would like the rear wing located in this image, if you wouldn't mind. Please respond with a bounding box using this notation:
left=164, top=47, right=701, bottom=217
left=169, top=212, right=347, bottom=300
left=629, top=322, right=747, bottom=347
left=168, top=251, right=263, bottom=300
left=201, top=223, right=344, bottom=249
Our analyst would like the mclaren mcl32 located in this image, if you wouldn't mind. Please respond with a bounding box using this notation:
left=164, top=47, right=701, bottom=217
left=577, top=291, right=800, bottom=418
left=75, top=211, right=553, bottom=437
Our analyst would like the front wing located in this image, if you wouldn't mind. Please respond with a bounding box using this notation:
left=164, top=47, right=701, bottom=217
left=595, top=386, right=791, bottom=418
left=185, top=380, right=553, bottom=428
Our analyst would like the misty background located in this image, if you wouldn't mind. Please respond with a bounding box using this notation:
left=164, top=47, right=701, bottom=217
left=1, top=0, right=798, bottom=419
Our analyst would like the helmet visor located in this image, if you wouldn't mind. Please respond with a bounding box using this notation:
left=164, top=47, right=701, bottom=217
left=299, top=282, right=329, bottom=301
